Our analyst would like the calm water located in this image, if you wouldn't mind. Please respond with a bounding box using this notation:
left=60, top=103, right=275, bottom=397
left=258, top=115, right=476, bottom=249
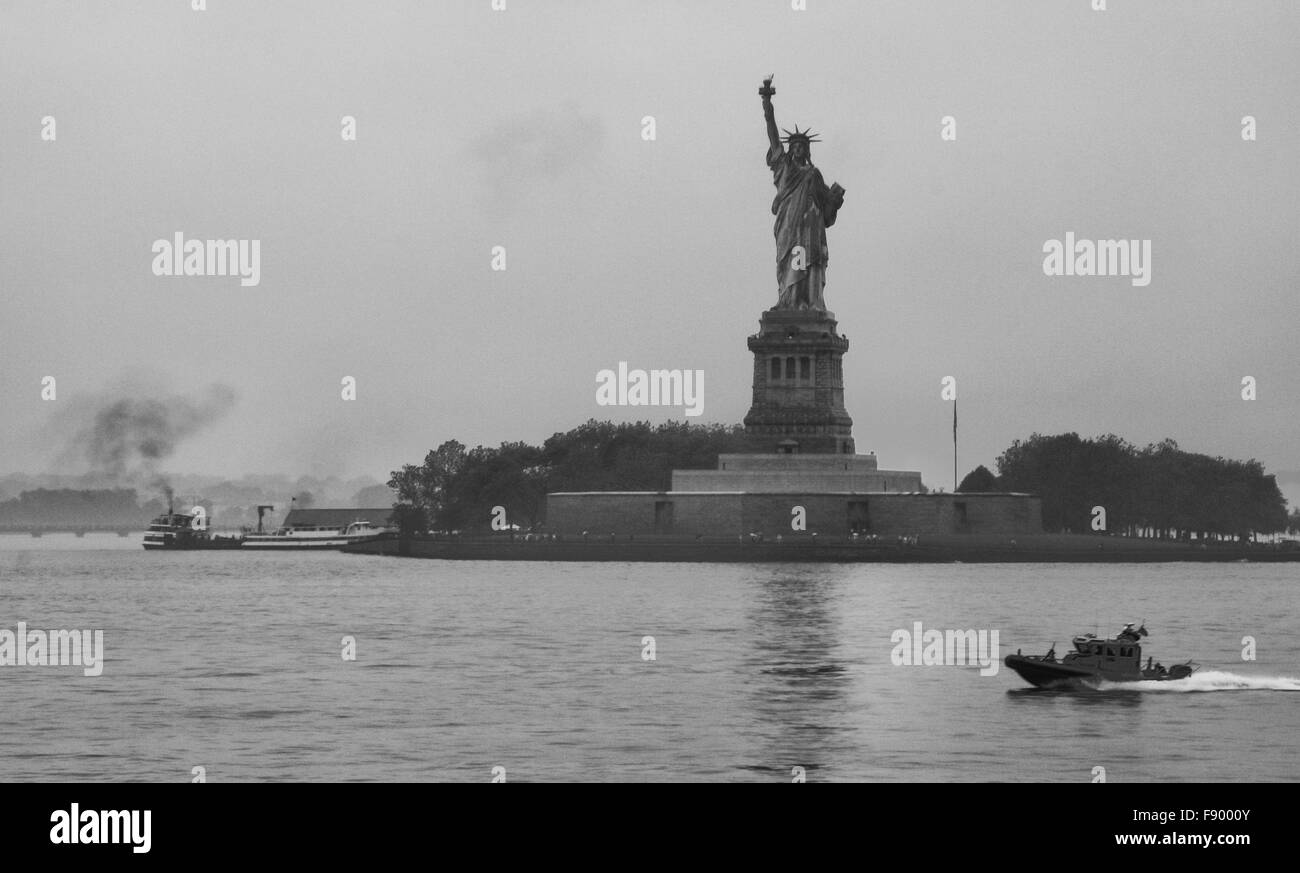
left=1, top=534, right=1297, bottom=782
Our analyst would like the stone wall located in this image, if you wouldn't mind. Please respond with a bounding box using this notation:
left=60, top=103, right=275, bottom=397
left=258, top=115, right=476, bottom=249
left=671, top=452, right=923, bottom=493
left=546, top=491, right=1042, bottom=538
left=672, top=469, right=923, bottom=493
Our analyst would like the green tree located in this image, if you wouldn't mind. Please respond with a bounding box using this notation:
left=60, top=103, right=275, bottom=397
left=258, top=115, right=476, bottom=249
left=996, top=432, right=1287, bottom=539
left=389, top=503, right=428, bottom=537
left=388, top=440, right=466, bottom=525
left=956, top=465, right=998, bottom=492
left=390, top=421, right=748, bottom=532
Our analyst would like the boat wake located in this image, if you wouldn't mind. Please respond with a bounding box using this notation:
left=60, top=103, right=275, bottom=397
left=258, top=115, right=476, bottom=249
left=1092, top=670, right=1300, bottom=693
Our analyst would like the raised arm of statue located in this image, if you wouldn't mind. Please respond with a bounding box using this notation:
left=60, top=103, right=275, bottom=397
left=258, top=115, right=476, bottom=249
left=759, top=76, right=780, bottom=156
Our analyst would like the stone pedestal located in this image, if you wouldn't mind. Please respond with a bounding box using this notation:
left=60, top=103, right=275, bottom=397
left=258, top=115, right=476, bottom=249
left=743, top=308, right=855, bottom=454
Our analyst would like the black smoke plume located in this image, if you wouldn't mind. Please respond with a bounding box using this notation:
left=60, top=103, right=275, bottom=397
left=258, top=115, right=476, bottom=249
left=64, top=384, right=237, bottom=498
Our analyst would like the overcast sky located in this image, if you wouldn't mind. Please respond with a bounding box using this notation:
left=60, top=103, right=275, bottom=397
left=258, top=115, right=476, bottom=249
left=2, top=1, right=1297, bottom=499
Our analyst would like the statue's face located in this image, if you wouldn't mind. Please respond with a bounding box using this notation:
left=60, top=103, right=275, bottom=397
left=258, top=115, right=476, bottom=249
left=790, top=141, right=809, bottom=163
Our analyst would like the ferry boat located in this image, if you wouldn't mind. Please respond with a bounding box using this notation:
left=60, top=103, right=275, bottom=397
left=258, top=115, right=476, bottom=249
left=240, top=519, right=389, bottom=550
left=142, top=505, right=242, bottom=550
left=1004, top=623, right=1197, bottom=687
left=236, top=505, right=393, bottom=550
left=143, top=503, right=393, bottom=551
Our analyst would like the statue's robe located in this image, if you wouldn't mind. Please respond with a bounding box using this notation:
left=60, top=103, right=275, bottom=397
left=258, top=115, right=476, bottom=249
left=768, top=142, right=841, bottom=310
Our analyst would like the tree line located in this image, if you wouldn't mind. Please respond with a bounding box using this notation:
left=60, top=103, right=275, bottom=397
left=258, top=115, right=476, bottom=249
left=0, top=488, right=373, bottom=530
left=388, top=420, right=747, bottom=532
left=0, top=489, right=163, bottom=526
left=389, top=423, right=1290, bottom=539
left=959, top=433, right=1288, bottom=540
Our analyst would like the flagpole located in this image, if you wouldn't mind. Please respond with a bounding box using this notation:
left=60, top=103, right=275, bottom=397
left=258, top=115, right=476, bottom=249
left=952, top=399, right=958, bottom=492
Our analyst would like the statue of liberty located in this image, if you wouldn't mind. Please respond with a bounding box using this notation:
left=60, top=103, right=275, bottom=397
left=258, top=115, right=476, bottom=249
left=760, top=76, right=845, bottom=311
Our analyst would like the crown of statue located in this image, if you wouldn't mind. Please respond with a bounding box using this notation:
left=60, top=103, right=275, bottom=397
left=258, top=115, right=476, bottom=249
left=781, top=125, right=821, bottom=144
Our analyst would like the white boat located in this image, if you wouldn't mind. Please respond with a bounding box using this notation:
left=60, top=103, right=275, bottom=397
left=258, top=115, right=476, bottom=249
left=240, top=519, right=389, bottom=550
